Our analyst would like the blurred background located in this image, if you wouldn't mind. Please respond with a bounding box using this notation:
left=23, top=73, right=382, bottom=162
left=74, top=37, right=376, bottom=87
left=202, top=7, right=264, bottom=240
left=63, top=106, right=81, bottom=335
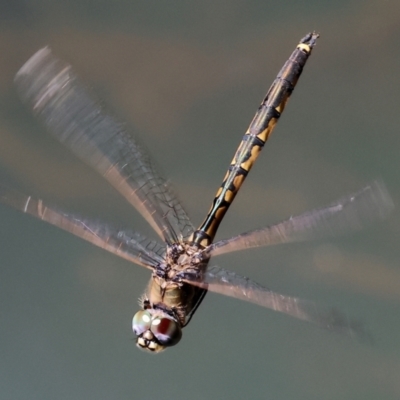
left=0, top=1, right=399, bottom=399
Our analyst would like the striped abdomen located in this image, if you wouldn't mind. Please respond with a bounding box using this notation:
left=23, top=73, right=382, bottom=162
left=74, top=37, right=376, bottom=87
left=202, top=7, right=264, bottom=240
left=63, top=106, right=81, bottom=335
left=190, top=32, right=319, bottom=247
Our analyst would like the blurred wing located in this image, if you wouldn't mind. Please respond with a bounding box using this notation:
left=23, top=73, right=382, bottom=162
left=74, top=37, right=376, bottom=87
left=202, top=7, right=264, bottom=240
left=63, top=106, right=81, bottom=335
left=14, top=48, right=194, bottom=245
left=205, top=181, right=393, bottom=258
left=0, top=186, right=165, bottom=269
left=183, top=265, right=369, bottom=341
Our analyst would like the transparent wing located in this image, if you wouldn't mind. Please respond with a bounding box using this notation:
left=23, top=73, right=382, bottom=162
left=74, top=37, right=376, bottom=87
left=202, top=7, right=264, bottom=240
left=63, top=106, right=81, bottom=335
left=14, top=48, right=194, bottom=244
left=183, top=265, right=369, bottom=341
left=205, top=181, right=393, bottom=258
left=0, top=186, right=166, bottom=269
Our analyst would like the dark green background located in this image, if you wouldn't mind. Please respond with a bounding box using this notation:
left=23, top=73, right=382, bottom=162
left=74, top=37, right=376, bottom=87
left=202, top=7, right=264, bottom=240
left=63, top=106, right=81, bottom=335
left=0, top=1, right=399, bottom=399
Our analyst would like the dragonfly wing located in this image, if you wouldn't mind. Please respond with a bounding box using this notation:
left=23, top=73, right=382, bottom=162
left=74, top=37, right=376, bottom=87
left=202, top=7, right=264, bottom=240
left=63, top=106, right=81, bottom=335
left=0, top=186, right=165, bottom=269
left=14, top=48, right=194, bottom=244
left=205, top=180, right=393, bottom=258
left=183, top=265, right=369, bottom=341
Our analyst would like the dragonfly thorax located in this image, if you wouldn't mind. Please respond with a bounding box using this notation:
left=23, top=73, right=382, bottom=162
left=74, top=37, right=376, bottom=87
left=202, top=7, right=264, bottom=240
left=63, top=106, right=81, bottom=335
left=160, top=242, right=205, bottom=281
left=131, top=241, right=209, bottom=352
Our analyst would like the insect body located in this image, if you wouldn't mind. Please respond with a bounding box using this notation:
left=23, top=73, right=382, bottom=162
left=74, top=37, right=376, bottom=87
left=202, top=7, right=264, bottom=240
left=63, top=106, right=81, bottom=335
left=1, top=32, right=393, bottom=352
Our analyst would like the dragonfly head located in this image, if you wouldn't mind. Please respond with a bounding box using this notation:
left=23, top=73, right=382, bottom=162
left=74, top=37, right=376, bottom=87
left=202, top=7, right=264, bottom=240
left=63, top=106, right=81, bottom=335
left=132, top=309, right=182, bottom=353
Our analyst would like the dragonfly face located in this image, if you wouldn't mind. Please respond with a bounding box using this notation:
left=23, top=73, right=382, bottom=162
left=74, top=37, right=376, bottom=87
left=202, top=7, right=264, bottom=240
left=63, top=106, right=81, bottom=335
left=0, top=32, right=394, bottom=352
left=133, top=309, right=182, bottom=352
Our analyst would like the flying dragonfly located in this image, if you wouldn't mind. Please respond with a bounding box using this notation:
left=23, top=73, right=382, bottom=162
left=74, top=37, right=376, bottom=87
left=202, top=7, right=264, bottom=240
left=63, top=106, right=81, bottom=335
left=1, top=32, right=393, bottom=352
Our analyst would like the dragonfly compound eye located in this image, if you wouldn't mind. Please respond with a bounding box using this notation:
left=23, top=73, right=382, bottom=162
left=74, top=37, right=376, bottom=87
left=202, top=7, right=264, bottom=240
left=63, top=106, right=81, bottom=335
left=132, top=310, right=152, bottom=335
left=150, top=317, right=182, bottom=346
left=132, top=310, right=182, bottom=351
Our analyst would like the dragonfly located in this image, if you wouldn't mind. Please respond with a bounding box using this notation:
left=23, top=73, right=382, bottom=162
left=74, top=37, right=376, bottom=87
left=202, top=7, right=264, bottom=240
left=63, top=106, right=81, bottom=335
left=1, top=32, right=393, bottom=352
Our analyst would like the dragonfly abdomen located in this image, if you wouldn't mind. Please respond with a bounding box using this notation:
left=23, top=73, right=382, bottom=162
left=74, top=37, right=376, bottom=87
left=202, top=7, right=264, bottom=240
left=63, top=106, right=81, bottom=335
left=191, top=32, right=319, bottom=247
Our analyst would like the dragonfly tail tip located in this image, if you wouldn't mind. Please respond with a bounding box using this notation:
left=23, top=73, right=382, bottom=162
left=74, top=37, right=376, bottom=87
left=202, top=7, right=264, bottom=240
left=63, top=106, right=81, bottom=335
left=300, top=31, right=319, bottom=49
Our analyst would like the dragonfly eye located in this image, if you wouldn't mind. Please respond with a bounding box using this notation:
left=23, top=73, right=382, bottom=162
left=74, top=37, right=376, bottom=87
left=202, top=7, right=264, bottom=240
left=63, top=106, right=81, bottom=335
left=150, top=317, right=182, bottom=346
left=132, top=310, right=152, bottom=335
left=132, top=311, right=182, bottom=351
